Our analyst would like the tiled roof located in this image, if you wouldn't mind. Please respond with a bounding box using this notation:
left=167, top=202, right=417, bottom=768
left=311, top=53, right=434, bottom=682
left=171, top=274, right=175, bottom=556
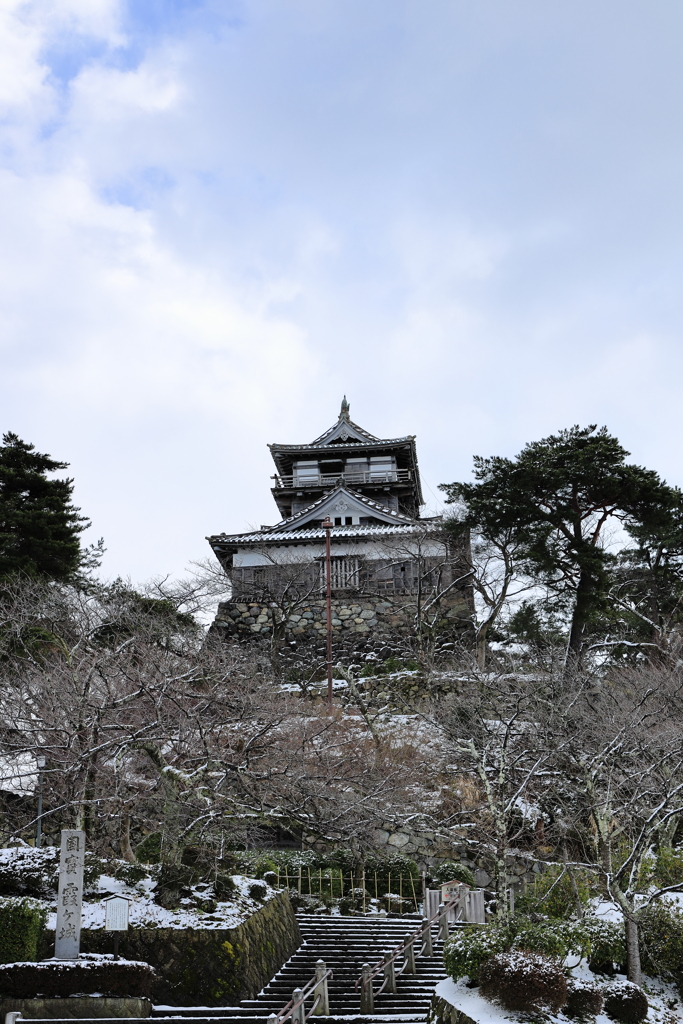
left=269, top=484, right=415, bottom=532
left=269, top=437, right=415, bottom=452
left=208, top=522, right=438, bottom=546
left=309, top=416, right=380, bottom=445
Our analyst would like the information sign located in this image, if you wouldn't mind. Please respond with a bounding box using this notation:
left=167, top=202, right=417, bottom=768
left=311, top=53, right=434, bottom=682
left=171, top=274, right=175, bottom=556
left=104, top=896, right=130, bottom=932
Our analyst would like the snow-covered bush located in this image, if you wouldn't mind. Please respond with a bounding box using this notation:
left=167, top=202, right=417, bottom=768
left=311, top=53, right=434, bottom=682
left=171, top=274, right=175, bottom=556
left=428, top=861, right=475, bottom=888
left=479, top=950, right=567, bottom=1012
left=639, top=899, right=683, bottom=989
left=602, top=980, right=648, bottom=1022
left=512, top=919, right=590, bottom=961
left=247, top=883, right=267, bottom=901
left=378, top=893, right=413, bottom=914
left=338, top=887, right=369, bottom=914
left=444, top=917, right=589, bottom=983
left=0, top=955, right=156, bottom=998
left=443, top=923, right=512, bottom=981
left=154, top=861, right=236, bottom=909
left=285, top=888, right=327, bottom=913
left=583, top=917, right=626, bottom=973
left=114, top=862, right=149, bottom=886
left=0, top=848, right=58, bottom=898
left=0, top=897, right=46, bottom=964
left=564, top=977, right=604, bottom=1018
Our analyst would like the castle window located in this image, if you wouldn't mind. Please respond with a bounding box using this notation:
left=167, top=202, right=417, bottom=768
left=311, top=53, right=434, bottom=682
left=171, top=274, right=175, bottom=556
left=293, top=460, right=319, bottom=485
left=369, top=456, right=397, bottom=481
left=320, top=557, right=360, bottom=590
left=345, top=457, right=368, bottom=482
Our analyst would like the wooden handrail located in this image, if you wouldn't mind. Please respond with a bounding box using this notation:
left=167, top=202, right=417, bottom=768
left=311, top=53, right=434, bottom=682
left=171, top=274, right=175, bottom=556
left=271, top=965, right=333, bottom=1024
left=354, top=885, right=471, bottom=994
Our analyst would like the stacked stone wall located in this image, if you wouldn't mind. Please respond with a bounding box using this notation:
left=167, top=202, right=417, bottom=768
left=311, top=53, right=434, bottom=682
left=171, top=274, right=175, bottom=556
left=41, top=891, right=300, bottom=1006
left=368, top=828, right=545, bottom=890
left=213, top=591, right=470, bottom=642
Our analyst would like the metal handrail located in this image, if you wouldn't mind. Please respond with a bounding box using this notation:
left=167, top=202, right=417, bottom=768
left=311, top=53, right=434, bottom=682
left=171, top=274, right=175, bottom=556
left=271, top=966, right=333, bottom=1024
left=354, top=886, right=470, bottom=994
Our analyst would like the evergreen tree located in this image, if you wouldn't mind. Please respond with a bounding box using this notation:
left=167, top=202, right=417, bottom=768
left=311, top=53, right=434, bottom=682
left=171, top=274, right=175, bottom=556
left=0, top=432, right=90, bottom=581
left=441, top=425, right=674, bottom=670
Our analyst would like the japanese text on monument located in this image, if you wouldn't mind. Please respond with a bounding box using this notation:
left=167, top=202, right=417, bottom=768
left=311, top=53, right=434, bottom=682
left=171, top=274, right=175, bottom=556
left=55, top=829, right=85, bottom=959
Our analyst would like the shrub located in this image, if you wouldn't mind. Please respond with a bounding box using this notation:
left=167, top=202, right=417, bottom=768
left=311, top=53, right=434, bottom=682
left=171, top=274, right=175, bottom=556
left=479, top=951, right=567, bottom=1012
left=512, top=920, right=590, bottom=961
left=213, top=873, right=237, bottom=899
left=82, top=852, right=104, bottom=892
left=602, top=981, right=648, bottom=1022
left=248, top=883, right=267, bottom=901
left=252, top=856, right=279, bottom=879
left=653, top=846, right=683, bottom=889
left=361, top=853, right=420, bottom=898
left=583, top=917, right=626, bottom=973
left=379, top=893, right=413, bottom=914
left=0, top=897, right=46, bottom=964
left=429, top=861, right=476, bottom=888
left=285, top=889, right=326, bottom=913
left=516, top=864, right=592, bottom=920
left=0, top=955, right=156, bottom=998
left=444, top=917, right=590, bottom=984
left=639, top=899, right=683, bottom=988
left=0, top=848, right=58, bottom=898
left=565, top=978, right=604, bottom=1018
left=154, top=859, right=236, bottom=908
left=444, top=923, right=513, bottom=982
left=114, top=863, right=148, bottom=886
left=338, top=887, right=369, bottom=915
left=136, top=832, right=161, bottom=864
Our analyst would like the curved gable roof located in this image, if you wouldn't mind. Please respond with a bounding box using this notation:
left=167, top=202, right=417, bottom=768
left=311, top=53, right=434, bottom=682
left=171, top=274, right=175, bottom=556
left=309, top=395, right=380, bottom=446
left=270, top=485, right=416, bottom=532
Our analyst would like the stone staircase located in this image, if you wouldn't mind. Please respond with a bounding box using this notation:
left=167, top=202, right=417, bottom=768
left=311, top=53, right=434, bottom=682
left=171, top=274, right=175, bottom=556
left=152, top=911, right=454, bottom=1024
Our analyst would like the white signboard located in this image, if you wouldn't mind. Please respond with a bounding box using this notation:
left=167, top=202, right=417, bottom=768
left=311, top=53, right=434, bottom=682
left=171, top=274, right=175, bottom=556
left=105, top=896, right=130, bottom=932
left=441, top=879, right=465, bottom=903
left=55, top=829, right=85, bottom=959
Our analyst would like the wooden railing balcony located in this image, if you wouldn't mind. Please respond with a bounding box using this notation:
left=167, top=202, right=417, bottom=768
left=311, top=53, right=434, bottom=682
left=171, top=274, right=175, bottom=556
left=273, top=468, right=411, bottom=489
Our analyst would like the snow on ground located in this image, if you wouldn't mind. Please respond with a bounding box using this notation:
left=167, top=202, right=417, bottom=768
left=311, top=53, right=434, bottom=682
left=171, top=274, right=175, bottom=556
left=50, top=873, right=275, bottom=931
left=435, top=963, right=682, bottom=1024
left=0, top=846, right=276, bottom=931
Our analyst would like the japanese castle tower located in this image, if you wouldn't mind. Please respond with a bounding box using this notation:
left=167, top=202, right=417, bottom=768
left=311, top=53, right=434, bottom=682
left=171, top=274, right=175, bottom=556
left=208, top=399, right=471, bottom=642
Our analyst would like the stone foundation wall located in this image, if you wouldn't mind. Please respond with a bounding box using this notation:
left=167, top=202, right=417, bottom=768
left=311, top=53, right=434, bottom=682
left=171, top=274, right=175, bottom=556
left=428, top=993, right=478, bottom=1024
left=370, top=828, right=545, bottom=889
left=41, top=892, right=300, bottom=1006
left=213, top=591, right=471, bottom=642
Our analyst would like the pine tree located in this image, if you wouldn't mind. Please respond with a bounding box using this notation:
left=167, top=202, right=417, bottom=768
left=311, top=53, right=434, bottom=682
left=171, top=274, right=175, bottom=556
left=441, top=425, right=674, bottom=670
left=0, top=432, right=90, bottom=581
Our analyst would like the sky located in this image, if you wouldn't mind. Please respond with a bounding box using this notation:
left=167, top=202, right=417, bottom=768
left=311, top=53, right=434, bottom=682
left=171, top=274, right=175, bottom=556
left=3, top=0, right=683, bottom=584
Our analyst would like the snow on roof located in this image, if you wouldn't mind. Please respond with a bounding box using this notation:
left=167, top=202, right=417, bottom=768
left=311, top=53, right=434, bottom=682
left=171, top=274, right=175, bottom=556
left=209, top=522, right=434, bottom=546
left=0, top=753, right=39, bottom=796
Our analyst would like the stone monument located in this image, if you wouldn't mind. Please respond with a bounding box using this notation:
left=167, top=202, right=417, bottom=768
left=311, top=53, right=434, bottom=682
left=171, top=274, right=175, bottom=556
left=54, top=829, right=85, bottom=959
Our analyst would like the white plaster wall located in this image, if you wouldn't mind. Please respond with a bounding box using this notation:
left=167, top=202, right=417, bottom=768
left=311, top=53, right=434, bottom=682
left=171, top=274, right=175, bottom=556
left=233, top=536, right=447, bottom=567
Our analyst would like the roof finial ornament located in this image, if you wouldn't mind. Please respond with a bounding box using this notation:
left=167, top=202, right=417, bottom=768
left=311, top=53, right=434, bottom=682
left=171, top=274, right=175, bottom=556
left=340, top=395, right=350, bottom=420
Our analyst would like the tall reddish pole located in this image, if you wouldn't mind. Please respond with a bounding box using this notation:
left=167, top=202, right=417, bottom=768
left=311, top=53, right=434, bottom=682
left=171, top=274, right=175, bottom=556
left=322, top=516, right=333, bottom=708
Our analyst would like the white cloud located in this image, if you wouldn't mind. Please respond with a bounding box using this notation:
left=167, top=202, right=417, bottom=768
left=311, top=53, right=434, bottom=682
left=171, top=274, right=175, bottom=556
left=3, top=0, right=683, bottom=581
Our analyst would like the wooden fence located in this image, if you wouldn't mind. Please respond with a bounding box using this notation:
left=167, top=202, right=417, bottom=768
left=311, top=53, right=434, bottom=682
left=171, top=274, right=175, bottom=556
left=273, top=867, right=421, bottom=913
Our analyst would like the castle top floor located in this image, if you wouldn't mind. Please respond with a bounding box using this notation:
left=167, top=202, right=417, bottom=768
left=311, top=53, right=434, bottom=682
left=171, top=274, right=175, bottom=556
left=268, top=398, right=423, bottom=520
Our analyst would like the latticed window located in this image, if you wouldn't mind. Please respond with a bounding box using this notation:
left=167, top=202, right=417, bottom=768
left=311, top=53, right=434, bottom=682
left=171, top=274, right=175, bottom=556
left=320, top=556, right=361, bottom=590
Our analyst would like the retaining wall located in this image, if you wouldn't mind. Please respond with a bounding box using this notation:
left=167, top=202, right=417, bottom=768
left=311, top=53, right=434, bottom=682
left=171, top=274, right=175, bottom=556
left=41, top=892, right=300, bottom=1006
left=212, top=592, right=470, bottom=642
